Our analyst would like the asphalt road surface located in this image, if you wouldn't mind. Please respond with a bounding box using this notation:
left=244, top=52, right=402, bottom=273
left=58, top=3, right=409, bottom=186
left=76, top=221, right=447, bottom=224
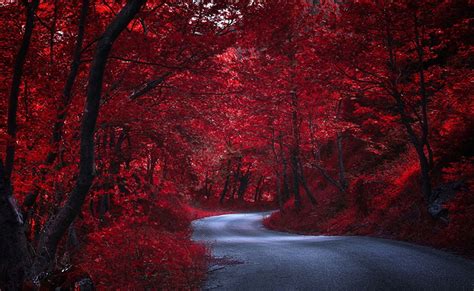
left=192, top=212, right=474, bottom=291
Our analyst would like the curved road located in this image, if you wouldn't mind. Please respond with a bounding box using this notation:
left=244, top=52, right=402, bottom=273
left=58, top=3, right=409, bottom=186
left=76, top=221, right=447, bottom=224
left=192, top=212, right=474, bottom=291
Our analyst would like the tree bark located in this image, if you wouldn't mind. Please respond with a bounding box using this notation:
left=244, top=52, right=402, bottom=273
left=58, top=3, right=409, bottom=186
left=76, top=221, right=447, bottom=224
left=0, top=1, right=39, bottom=289
left=413, top=10, right=434, bottom=202
left=290, top=150, right=302, bottom=210
left=336, top=132, right=348, bottom=191
left=384, top=12, right=433, bottom=205
left=4, top=0, right=39, bottom=186
left=29, top=0, right=147, bottom=284
left=0, top=161, right=32, bottom=290
left=219, top=160, right=232, bottom=204
left=255, top=176, right=266, bottom=203
left=297, top=162, right=317, bottom=205
left=230, top=161, right=241, bottom=200
left=237, top=165, right=251, bottom=201
left=290, top=90, right=302, bottom=210
left=278, top=134, right=290, bottom=202
left=23, top=0, right=90, bottom=213
left=270, top=129, right=285, bottom=210
left=47, top=0, right=89, bottom=164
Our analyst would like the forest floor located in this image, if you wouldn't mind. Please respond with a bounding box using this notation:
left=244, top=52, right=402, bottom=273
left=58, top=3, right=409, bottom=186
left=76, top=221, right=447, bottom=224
left=193, top=212, right=474, bottom=290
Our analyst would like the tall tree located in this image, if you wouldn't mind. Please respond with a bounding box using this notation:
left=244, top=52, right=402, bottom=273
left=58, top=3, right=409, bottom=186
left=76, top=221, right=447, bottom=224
left=0, top=1, right=40, bottom=288
left=30, top=0, right=147, bottom=283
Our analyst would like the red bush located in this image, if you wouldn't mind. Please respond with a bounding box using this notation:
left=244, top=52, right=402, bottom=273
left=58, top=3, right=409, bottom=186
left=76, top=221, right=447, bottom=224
left=265, top=153, right=474, bottom=258
left=78, top=221, right=208, bottom=289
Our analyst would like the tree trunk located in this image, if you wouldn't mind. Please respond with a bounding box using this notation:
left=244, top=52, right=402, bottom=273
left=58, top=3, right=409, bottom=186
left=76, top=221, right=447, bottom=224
left=413, top=11, right=434, bottom=203
left=270, top=129, right=285, bottom=210
left=289, top=84, right=303, bottom=210
left=275, top=174, right=284, bottom=210
left=206, top=184, right=213, bottom=199
left=279, top=140, right=290, bottom=202
left=254, top=176, right=264, bottom=202
left=336, top=132, right=348, bottom=191
left=416, top=145, right=433, bottom=202
left=237, top=165, right=251, bottom=201
left=29, top=0, right=146, bottom=284
left=230, top=181, right=237, bottom=200
left=4, top=0, right=39, bottom=183
left=0, top=1, right=39, bottom=289
left=385, top=12, right=433, bottom=208
left=290, top=150, right=302, bottom=210
left=49, top=0, right=89, bottom=163
left=230, top=162, right=241, bottom=201
left=220, top=174, right=230, bottom=204
left=308, top=118, right=346, bottom=193
left=0, top=162, right=32, bottom=290
left=24, top=0, right=90, bottom=212
left=203, top=171, right=213, bottom=199
left=219, top=160, right=232, bottom=204
left=298, top=162, right=317, bottom=205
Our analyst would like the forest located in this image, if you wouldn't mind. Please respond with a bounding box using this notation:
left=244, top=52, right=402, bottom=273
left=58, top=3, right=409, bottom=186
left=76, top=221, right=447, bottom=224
left=0, top=0, right=472, bottom=289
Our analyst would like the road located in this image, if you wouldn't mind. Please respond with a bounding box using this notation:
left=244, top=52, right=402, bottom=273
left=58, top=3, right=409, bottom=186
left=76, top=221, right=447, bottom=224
left=192, top=212, right=474, bottom=291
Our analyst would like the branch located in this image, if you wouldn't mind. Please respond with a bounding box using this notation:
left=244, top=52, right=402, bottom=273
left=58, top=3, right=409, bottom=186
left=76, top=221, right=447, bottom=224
left=31, top=0, right=147, bottom=283
left=128, top=72, right=172, bottom=100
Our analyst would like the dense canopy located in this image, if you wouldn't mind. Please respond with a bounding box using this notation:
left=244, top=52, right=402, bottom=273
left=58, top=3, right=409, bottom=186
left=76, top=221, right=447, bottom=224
left=0, top=0, right=472, bottom=289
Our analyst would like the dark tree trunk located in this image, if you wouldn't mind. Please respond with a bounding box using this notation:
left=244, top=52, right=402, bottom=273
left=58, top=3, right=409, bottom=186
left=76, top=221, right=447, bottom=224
left=49, top=0, right=89, bottom=164
left=297, top=162, right=317, bottom=205
left=23, top=0, right=90, bottom=212
left=146, top=151, right=157, bottom=185
left=254, top=176, right=264, bottom=202
left=206, top=184, right=213, bottom=199
left=230, top=181, right=237, bottom=200
left=413, top=11, right=434, bottom=203
left=290, top=150, right=302, bottom=210
left=66, top=222, right=80, bottom=251
left=0, top=1, right=39, bottom=289
left=416, top=145, right=433, bottom=202
left=290, top=86, right=303, bottom=210
left=237, top=165, right=251, bottom=201
left=279, top=139, right=290, bottom=202
left=281, top=175, right=290, bottom=201
left=336, top=132, right=348, bottom=191
left=203, top=171, right=213, bottom=199
left=0, top=162, right=32, bottom=290
left=256, top=184, right=263, bottom=202
left=100, top=128, right=126, bottom=214
left=4, top=0, right=39, bottom=185
left=393, top=78, right=433, bottom=205
left=219, top=160, right=232, bottom=204
left=230, top=162, right=241, bottom=200
left=308, top=118, right=347, bottom=194
left=278, top=132, right=290, bottom=202
left=270, top=129, right=285, bottom=210
left=29, top=0, right=146, bottom=284
left=385, top=12, right=433, bottom=208
left=220, top=174, right=230, bottom=203
left=275, top=175, right=284, bottom=210
left=237, top=177, right=250, bottom=200
left=97, top=194, right=110, bottom=220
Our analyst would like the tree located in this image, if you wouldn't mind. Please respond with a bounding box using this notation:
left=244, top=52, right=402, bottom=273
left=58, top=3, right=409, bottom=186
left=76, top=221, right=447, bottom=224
left=0, top=1, right=146, bottom=288
left=316, top=0, right=466, bottom=212
left=0, top=1, right=40, bottom=288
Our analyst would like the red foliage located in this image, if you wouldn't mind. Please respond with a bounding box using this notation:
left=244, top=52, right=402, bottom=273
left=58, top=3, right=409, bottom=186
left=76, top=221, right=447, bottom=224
left=74, top=193, right=210, bottom=289
left=79, top=224, right=207, bottom=289
left=265, top=159, right=474, bottom=258
left=0, top=0, right=472, bottom=288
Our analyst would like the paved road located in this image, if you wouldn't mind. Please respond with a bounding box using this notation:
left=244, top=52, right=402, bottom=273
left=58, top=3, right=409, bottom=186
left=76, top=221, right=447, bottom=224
left=192, top=212, right=474, bottom=291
